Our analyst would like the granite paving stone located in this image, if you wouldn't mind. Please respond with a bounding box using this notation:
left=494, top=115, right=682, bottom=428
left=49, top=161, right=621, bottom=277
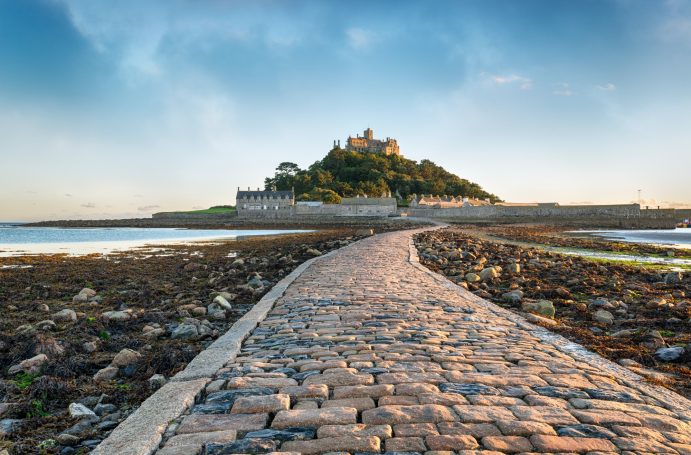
left=152, top=229, right=691, bottom=454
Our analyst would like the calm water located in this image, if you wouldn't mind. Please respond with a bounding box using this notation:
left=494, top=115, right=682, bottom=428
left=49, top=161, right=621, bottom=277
left=0, top=224, right=310, bottom=256
left=578, top=228, right=691, bottom=249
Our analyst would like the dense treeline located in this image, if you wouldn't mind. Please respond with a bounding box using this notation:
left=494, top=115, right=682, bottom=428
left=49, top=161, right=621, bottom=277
left=264, top=148, right=501, bottom=204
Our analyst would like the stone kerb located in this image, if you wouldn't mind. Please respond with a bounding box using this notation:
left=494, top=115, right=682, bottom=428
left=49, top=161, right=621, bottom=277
left=91, top=239, right=359, bottom=455
left=406, top=234, right=691, bottom=415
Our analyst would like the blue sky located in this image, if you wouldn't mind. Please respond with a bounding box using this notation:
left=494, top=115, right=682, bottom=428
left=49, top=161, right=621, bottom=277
left=1, top=0, right=690, bottom=221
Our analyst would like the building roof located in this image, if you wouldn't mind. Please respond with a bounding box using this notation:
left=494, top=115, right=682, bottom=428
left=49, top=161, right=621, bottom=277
left=237, top=190, right=294, bottom=199
left=341, top=197, right=397, bottom=206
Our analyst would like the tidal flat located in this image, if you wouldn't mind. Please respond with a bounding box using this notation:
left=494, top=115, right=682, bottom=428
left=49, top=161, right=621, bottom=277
left=0, top=229, right=372, bottom=453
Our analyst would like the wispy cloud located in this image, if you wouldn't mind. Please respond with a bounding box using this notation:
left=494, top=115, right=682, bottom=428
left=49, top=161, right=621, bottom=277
left=484, top=73, right=533, bottom=90
left=346, top=28, right=375, bottom=50
left=81, top=202, right=96, bottom=208
left=137, top=205, right=160, bottom=211
left=64, top=193, right=73, bottom=197
left=596, top=83, right=617, bottom=91
left=553, top=82, right=573, bottom=96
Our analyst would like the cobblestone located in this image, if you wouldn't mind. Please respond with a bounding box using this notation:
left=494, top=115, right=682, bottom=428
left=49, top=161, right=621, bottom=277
left=153, top=229, right=691, bottom=454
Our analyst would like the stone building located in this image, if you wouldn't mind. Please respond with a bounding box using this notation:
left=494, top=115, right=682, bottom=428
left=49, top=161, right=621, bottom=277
left=409, top=195, right=492, bottom=208
left=236, top=188, right=294, bottom=218
left=339, top=128, right=401, bottom=156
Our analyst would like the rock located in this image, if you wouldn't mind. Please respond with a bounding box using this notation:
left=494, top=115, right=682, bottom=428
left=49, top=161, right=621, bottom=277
left=231, top=258, right=244, bottom=267
left=465, top=273, right=481, bottom=283
left=592, top=309, right=614, bottom=325
left=53, top=309, right=77, bottom=323
left=479, top=267, right=499, bottom=281
left=56, top=433, right=80, bottom=446
left=610, top=329, right=639, bottom=338
left=502, top=290, right=524, bottom=303
left=641, top=330, right=666, bottom=349
left=654, top=346, right=684, bottom=362
left=646, top=297, right=667, bottom=309
left=207, top=296, right=232, bottom=316
left=80, top=288, right=97, bottom=297
left=191, top=306, right=207, bottom=316
left=111, top=348, right=141, bottom=368
left=355, top=229, right=374, bottom=236
left=93, top=366, right=118, bottom=382
left=305, top=248, right=322, bottom=257
left=9, top=353, right=48, bottom=375
left=16, top=324, right=36, bottom=336
left=506, top=262, right=521, bottom=274
left=521, top=300, right=555, bottom=318
left=148, top=374, right=167, bottom=390
left=68, top=403, right=97, bottom=419
left=82, top=341, right=99, bottom=353
left=102, top=310, right=132, bottom=323
left=183, top=262, right=201, bottom=271
left=0, top=419, right=22, bottom=437
left=171, top=323, right=199, bottom=340
left=664, top=272, right=683, bottom=284
left=36, top=319, right=57, bottom=331
left=72, top=293, right=88, bottom=303
left=37, top=303, right=50, bottom=312
left=142, top=328, right=165, bottom=339
left=94, top=403, right=117, bottom=416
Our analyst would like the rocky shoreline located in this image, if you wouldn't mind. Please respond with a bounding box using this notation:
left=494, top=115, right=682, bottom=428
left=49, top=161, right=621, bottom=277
left=476, top=224, right=691, bottom=259
left=415, top=227, right=690, bottom=399
left=0, top=229, right=379, bottom=454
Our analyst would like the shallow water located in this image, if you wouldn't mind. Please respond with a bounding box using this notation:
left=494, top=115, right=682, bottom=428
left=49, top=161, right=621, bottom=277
left=575, top=228, right=691, bottom=249
left=0, top=224, right=311, bottom=256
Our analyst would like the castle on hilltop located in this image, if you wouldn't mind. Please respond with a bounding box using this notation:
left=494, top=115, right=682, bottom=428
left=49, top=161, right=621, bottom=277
left=333, top=128, right=401, bottom=156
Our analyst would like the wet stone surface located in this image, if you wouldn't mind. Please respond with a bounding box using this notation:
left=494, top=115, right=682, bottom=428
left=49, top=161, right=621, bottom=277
left=154, top=229, right=691, bottom=454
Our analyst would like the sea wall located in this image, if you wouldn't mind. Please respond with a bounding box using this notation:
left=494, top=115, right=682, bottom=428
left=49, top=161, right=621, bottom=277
left=405, top=204, right=677, bottom=228
left=152, top=212, right=238, bottom=220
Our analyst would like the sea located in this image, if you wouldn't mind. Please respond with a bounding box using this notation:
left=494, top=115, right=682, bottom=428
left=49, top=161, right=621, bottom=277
left=0, top=223, right=310, bottom=256
left=577, top=228, right=691, bottom=249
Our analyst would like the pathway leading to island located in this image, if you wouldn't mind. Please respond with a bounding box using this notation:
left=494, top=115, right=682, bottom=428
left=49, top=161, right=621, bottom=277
left=136, top=229, right=691, bottom=454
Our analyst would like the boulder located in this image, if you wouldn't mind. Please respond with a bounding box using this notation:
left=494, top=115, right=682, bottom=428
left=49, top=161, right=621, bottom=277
left=53, top=309, right=77, bottom=323
left=506, top=262, right=521, bottom=274
left=36, top=320, right=57, bottom=331
left=654, top=346, right=684, bottom=362
left=212, top=295, right=232, bottom=310
left=502, top=290, right=524, bottom=303
left=93, top=366, right=118, bottom=382
left=9, top=353, right=48, bottom=375
left=664, top=272, right=683, bottom=284
left=522, top=300, right=555, bottom=318
left=646, top=297, right=667, bottom=309
left=68, top=403, right=97, bottom=419
left=102, top=310, right=132, bottom=323
left=465, top=273, right=481, bottom=283
left=148, top=374, right=167, bottom=390
left=111, top=348, right=141, bottom=368
left=479, top=267, right=499, bottom=281
left=592, top=309, right=614, bottom=325
left=171, top=323, right=199, bottom=340
left=305, top=248, right=322, bottom=257
left=355, top=229, right=374, bottom=236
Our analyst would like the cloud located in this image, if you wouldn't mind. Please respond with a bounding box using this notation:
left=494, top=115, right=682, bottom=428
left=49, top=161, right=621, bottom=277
left=346, top=28, right=375, bottom=50
left=569, top=201, right=595, bottom=205
left=81, top=202, right=96, bottom=208
left=137, top=205, right=160, bottom=211
left=64, top=193, right=73, bottom=197
left=596, top=83, right=617, bottom=91
left=485, top=73, right=532, bottom=90
left=553, top=82, right=573, bottom=96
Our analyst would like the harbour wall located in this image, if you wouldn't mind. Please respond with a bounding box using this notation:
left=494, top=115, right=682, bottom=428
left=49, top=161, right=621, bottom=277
left=405, top=204, right=678, bottom=228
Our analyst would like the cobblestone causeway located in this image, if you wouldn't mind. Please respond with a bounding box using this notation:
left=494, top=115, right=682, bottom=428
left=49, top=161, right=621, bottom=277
left=154, top=230, right=691, bottom=455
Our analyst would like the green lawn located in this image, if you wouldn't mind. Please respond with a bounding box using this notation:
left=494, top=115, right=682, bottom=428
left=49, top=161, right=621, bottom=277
left=173, top=206, right=236, bottom=215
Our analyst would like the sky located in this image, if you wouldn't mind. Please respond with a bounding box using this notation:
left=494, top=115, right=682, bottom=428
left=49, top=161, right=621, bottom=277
left=1, top=0, right=690, bottom=221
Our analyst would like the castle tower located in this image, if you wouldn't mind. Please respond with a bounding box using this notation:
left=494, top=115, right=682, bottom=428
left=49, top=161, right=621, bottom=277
left=364, top=128, right=373, bottom=140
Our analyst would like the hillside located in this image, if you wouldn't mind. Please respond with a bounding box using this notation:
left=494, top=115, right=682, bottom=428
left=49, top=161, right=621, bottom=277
left=264, top=147, right=501, bottom=204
